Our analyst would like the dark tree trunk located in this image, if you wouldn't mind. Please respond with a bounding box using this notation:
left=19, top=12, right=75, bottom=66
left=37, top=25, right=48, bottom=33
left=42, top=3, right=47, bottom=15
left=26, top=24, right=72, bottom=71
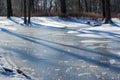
left=84, top=0, right=88, bottom=12
left=78, top=0, right=83, bottom=12
left=24, top=0, right=27, bottom=24
left=102, top=0, right=106, bottom=19
left=28, top=0, right=32, bottom=24
left=7, top=0, right=13, bottom=18
left=21, top=0, right=23, bottom=16
left=60, top=0, right=67, bottom=17
left=31, top=0, right=34, bottom=12
left=105, top=0, right=111, bottom=23
left=102, top=0, right=111, bottom=23
left=103, top=0, right=111, bottom=23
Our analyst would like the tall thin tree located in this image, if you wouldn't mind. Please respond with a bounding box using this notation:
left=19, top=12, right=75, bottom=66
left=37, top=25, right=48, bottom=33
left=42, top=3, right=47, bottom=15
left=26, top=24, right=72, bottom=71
left=7, top=0, right=13, bottom=18
left=28, top=0, right=32, bottom=24
left=84, top=0, right=88, bottom=12
left=60, top=0, right=67, bottom=17
left=24, top=0, right=27, bottom=24
left=105, top=0, right=111, bottom=23
left=102, top=0, right=106, bottom=19
left=102, top=0, right=111, bottom=23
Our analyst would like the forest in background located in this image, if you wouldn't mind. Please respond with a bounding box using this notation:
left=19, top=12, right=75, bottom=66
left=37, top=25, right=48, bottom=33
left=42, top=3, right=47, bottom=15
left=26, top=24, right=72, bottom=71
left=0, top=0, right=120, bottom=18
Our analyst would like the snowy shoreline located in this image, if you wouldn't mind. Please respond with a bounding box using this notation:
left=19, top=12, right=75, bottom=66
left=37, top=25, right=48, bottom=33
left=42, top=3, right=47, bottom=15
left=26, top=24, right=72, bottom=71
left=0, top=53, right=31, bottom=80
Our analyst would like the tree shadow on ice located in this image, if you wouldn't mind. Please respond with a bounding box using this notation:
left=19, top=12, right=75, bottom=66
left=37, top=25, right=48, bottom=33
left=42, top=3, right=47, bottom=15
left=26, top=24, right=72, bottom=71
left=110, top=21, right=120, bottom=27
left=19, top=17, right=68, bottom=31
left=1, top=28, right=120, bottom=73
left=8, top=17, right=25, bottom=26
left=1, top=46, right=57, bottom=67
left=47, top=17, right=102, bottom=26
left=18, top=17, right=99, bottom=31
left=21, top=34, right=120, bottom=61
left=87, top=30, right=120, bottom=38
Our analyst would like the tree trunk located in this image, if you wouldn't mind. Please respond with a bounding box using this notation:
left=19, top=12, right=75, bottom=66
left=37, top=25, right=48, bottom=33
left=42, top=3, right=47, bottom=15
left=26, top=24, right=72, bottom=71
left=28, top=0, right=32, bottom=24
left=31, top=0, right=34, bottom=12
left=104, top=0, right=111, bottom=23
left=78, top=0, right=83, bottom=12
left=24, top=0, right=27, bottom=24
left=60, top=0, right=67, bottom=17
left=7, top=0, right=13, bottom=18
left=102, top=0, right=106, bottom=19
left=84, top=0, right=88, bottom=12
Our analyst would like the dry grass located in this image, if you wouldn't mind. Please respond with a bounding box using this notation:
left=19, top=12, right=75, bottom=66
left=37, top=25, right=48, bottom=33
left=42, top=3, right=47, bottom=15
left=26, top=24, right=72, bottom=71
left=117, top=13, right=120, bottom=18
left=11, top=12, right=102, bottom=19
left=13, top=11, right=101, bottom=16
left=81, top=12, right=102, bottom=19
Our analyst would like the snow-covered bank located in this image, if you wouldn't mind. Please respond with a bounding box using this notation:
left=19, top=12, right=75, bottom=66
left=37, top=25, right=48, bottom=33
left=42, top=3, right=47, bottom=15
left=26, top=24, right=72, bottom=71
left=0, top=53, right=31, bottom=80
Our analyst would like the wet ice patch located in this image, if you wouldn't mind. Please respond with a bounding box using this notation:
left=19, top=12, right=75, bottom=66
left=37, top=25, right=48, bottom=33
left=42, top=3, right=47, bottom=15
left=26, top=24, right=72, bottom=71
left=76, top=34, right=103, bottom=38
left=6, top=27, right=17, bottom=31
left=55, top=69, right=60, bottom=71
left=22, top=60, right=27, bottom=62
left=81, top=65, right=87, bottom=68
left=64, top=61, right=69, bottom=64
left=95, top=75, right=101, bottom=79
left=81, top=40, right=108, bottom=43
left=67, top=31, right=79, bottom=34
left=101, top=72, right=107, bottom=76
left=78, top=73, right=90, bottom=77
left=76, top=68, right=80, bottom=70
left=89, top=65, right=98, bottom=68
left=108, top=41, right=120, bottom=55
left=65, top=67, right=73, bottom=73
left=109, top=59, right=116, bottom=65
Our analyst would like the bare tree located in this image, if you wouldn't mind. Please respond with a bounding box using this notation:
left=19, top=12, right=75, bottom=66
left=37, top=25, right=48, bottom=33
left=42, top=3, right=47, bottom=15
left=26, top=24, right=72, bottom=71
left=60, top=0, right=67, bottom=17
left=102, top=0, right=106, bottom=19
left=28, top=0, right=32, bottom=23
left=24, top=0, right=27, bottom=24
left=103, top=0, right=111, bottom=23
left=7, top=0, right=13, bottom=18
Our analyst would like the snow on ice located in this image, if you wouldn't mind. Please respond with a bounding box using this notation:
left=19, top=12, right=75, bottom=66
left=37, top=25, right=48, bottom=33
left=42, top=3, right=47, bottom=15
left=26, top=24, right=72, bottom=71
left=0, top=17, right=120, bottom=80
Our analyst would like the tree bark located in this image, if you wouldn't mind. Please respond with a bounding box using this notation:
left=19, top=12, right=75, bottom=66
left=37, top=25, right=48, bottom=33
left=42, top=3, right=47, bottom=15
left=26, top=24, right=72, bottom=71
left=78, top=0, right=83, bottom=12
left=102, top=0, right=111, bottom=23
left=102, top=0, right=106, bottom=19
left=84, top=0, right=88, bottom=12
left=104, top=0, right=111, bottom=23
left=24, top=0, right=27, bottom=24
left=28, top=0, right=32, bottom=24
left=60, top=0, right=67, bottom=17
left=7, top=0, right=13, bottom=18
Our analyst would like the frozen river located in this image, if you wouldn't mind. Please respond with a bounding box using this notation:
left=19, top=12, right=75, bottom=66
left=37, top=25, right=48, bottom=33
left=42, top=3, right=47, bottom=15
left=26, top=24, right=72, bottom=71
left=0, top=25, right=120, bottom=80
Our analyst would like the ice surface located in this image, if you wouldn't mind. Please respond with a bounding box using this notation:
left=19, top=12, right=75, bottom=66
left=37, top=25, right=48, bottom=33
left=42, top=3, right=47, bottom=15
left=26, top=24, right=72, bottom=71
left=0, top=17, right=120, bottom=80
